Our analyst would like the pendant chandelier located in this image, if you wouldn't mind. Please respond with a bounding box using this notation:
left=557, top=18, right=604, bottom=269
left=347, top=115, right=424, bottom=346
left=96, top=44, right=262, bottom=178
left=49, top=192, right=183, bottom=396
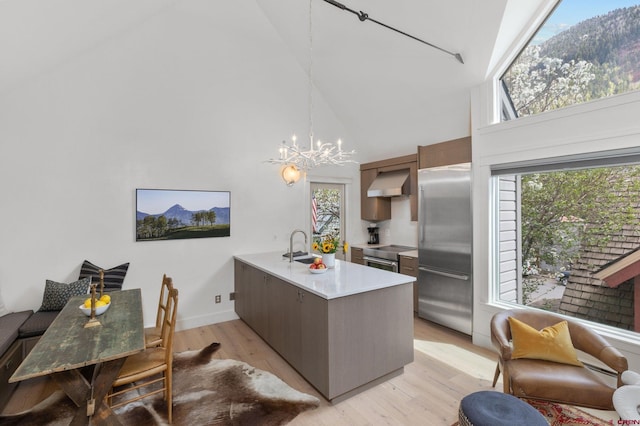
left=267, top=0, right=357, bottom=186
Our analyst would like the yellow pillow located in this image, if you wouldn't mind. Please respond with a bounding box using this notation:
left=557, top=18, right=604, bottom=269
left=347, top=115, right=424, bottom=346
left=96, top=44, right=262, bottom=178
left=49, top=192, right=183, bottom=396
left=508, top=316, right=583, bottom=367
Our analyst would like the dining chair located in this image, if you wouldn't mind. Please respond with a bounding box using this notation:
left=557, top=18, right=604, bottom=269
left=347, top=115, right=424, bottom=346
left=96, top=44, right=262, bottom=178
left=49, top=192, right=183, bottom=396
left=144, top=274, right=174, bottom=348
left=108, top=287, right=179, bottom=423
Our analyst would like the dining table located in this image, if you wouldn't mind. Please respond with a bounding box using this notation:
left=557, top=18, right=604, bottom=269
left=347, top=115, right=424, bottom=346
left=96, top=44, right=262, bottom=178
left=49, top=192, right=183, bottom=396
left=10, top=288, right=145, bottom=426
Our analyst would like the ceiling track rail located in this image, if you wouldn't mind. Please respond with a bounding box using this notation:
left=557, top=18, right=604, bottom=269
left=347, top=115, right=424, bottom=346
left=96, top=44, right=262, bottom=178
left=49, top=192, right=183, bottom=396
left=321, top=0, right=464, bottom=64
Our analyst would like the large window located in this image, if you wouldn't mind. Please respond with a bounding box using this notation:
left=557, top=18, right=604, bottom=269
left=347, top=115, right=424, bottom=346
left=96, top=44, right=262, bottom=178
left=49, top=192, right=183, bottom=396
left=493, top=151, right=640, bottom=333
left=500, top=0, right=640, bottom=121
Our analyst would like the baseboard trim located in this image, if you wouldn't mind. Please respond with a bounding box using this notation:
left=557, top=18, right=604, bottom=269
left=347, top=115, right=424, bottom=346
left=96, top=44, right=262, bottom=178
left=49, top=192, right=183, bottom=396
left=175, top=309, right=239, bottom=332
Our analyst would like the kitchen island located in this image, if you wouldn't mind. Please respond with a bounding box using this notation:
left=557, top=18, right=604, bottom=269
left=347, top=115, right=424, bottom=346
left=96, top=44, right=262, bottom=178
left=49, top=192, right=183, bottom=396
left=234, top=252, right=415, bottom=402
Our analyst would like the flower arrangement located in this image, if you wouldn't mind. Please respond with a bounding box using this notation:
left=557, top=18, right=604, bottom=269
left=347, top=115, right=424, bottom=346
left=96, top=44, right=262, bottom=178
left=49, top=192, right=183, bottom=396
left=312, top=234, right=348, bottom=254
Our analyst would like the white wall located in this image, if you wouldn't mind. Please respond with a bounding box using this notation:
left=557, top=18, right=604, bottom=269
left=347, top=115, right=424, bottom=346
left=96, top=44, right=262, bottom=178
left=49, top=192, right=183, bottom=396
left=0, top=1, right=362, bottom=331
left=471, top=85, right=640, bottom=369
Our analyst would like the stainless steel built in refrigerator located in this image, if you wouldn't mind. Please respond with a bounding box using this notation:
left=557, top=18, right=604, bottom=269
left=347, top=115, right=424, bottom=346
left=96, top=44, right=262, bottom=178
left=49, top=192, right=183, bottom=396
left=418, top=163, right=472, bottom=335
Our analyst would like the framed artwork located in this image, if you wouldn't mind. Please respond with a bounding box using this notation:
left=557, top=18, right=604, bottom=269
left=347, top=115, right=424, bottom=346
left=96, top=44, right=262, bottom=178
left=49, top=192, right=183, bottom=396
left=136, top=189, right=230, bottom=241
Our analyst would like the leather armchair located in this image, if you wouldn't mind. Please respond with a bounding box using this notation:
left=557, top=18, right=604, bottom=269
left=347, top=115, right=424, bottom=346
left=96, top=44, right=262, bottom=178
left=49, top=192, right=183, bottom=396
left=491, top=309, right=628, bottom=410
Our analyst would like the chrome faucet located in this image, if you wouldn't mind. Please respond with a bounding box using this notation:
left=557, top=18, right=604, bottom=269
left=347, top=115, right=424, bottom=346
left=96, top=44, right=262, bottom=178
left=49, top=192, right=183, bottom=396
left=289, top=229, right=308, bottom=262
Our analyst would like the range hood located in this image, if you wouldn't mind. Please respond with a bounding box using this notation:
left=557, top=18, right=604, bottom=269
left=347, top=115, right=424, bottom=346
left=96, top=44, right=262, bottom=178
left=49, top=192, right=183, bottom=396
left=367, top=170, right=410, bottom=197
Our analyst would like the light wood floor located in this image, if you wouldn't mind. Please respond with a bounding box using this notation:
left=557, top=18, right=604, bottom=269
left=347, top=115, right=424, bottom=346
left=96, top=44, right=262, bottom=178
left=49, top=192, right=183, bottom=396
left=2, top=316, right=618, bottom=425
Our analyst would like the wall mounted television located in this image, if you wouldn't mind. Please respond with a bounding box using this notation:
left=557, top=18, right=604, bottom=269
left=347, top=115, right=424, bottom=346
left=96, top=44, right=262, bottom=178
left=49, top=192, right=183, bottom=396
left=136, top=189, right=230, bottom=241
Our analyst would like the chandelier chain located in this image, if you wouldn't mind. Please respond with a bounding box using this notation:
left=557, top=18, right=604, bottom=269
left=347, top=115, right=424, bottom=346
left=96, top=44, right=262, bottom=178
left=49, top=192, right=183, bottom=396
left=265, top=0, right=357, bottom=179
left=308, top=0, right=314, bottom=150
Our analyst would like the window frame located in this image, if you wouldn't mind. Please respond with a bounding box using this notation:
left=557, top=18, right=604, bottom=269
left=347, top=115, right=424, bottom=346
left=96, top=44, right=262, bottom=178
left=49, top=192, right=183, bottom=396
left=497, top=0, right=640, bottom=122
left=489, top=147, right=640, bottom=341
left=310, top=181, right=347, bottom=260
left=306, top=176, right=353, bottom=261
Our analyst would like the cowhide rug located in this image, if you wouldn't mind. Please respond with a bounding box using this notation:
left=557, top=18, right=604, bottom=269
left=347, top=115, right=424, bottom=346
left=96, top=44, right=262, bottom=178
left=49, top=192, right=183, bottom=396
left=1, top=342, right=320, bottom=425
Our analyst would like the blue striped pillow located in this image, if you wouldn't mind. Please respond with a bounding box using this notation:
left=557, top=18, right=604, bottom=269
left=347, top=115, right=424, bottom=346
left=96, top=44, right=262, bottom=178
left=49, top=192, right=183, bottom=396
left=78, top=260, right=129, bottom=292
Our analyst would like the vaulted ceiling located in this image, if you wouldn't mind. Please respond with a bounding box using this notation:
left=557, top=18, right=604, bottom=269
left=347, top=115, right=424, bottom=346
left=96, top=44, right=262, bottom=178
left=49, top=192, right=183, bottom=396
left=0, top=0, right=548, bottom=149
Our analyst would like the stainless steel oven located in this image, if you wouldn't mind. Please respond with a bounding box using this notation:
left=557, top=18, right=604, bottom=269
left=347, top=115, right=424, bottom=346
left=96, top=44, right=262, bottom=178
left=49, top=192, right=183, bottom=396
left=363, top=255, right=398, bottom=272
left=362, top=245, right=416, bottom=273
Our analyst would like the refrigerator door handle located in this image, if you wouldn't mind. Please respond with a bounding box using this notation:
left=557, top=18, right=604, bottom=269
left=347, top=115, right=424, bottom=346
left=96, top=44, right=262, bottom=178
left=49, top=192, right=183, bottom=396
left=418, top=266, right=469, bottom=281
left=419, top=186, right=425, bottom=244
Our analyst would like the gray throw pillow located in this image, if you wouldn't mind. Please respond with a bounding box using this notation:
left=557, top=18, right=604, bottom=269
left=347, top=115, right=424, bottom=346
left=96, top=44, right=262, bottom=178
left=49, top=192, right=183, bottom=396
left=39, top=277, right=90, bottom=311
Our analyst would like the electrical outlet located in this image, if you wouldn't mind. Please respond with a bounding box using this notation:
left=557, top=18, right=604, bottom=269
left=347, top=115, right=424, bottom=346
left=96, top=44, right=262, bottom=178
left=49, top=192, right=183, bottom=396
left=215, top=295, right=221, bottom=303
left=229, top=292, right=236, bottom=301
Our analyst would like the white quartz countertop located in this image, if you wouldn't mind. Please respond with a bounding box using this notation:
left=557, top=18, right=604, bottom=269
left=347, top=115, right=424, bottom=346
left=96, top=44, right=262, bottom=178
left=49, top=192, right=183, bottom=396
left=234, top=252, right=415, bottom=300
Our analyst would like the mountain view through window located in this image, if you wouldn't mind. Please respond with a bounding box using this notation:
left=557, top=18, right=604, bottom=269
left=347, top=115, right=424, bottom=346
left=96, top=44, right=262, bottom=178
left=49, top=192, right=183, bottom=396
left=500, top=0, right=640, bottom=120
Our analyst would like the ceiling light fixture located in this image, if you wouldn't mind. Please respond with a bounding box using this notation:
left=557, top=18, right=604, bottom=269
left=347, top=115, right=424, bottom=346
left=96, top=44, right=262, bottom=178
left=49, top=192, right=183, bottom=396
left=322, top=0, right=464, bottom=64
left=267, top=0, right=357, bottom=185
left=281, top=164, right=302, bottom=187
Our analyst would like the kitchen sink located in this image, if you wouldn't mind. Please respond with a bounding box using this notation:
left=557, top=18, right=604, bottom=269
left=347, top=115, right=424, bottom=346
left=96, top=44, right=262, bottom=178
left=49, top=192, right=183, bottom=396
left=282, top=251, right=319, bottom=264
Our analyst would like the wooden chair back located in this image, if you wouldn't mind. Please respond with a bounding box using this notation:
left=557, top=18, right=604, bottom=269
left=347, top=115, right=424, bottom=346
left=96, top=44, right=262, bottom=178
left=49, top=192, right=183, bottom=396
left=109, top=287, right=179, bottom=423
left=162, top=288, right=179, bottom=361
left=145, top=274, right=174, bottom=348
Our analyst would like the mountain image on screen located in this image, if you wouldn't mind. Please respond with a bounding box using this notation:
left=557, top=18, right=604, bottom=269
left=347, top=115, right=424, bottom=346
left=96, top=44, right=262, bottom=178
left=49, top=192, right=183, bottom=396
left=137, top=204, right=230, bottom=225
left=136, top=204, right=231, bottom=241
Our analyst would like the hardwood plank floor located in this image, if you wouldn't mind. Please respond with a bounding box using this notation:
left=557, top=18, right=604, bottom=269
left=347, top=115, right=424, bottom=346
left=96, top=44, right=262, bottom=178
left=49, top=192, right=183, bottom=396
left=2, top=316, right=618, bottom=425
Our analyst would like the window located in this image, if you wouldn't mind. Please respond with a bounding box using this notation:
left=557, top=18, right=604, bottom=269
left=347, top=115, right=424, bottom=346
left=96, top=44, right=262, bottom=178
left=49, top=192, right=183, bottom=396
left=310, top=182, right=346, bottom=260
left=500, top=1, right=640, bottom=121
left=492, top=150, right=640, bottom=333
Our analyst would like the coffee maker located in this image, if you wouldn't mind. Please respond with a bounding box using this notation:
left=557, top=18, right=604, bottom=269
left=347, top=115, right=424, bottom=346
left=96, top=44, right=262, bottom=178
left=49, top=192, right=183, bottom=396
left=367, top=225, right=379, bottom=245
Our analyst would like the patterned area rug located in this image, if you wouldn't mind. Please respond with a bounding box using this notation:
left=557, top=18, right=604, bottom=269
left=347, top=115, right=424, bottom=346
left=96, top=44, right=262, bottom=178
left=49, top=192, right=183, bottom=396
left=523, top=399, right=614, bottom=426
left=0, top=342, right=320, bottom=425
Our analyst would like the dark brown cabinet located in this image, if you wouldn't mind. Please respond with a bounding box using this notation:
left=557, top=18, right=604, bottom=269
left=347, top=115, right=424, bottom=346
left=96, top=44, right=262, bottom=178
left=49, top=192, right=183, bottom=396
left=267, top=276, right=327, bottom=389
left=266, top=275, right=296, bottom=359
left=351, top=247, right=364, bottom=265
left=233, top=260, right=269, bottom=338
left=234, top=260, right=329, bottom=396
left=233, top=261, right=249, bottom=322
left=360, top=168, right=391, bottom=221
left=297, top=288, right=329, bottom=392
left=418, top=136, right=471, bottom=169
left=360, top=154, right=418, bottom=221
left=399, top=254, right=419, bottom=312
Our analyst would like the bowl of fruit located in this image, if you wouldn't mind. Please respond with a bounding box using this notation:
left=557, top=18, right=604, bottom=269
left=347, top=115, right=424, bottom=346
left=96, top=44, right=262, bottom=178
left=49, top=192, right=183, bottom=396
left=308, top=257, right=328, bottom=274
left=79, top=294, right=111, bottom=316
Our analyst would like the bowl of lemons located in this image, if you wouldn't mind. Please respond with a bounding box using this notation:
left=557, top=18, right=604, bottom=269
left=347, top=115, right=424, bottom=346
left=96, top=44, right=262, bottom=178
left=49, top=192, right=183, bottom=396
left=79, top=294, right=111, bottom=316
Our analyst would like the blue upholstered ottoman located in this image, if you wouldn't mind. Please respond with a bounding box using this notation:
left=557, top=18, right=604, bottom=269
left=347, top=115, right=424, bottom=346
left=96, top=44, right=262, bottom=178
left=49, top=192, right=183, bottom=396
left=458, top=391, right=547, bottom=426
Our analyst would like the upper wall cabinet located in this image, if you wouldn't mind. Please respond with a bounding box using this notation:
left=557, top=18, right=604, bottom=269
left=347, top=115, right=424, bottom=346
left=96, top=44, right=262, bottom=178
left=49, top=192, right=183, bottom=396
left=418, top=136, right=471, bottom=169
left=360, top=168, right=390, bottom=221
left=360, top=154, right=418, bottom=222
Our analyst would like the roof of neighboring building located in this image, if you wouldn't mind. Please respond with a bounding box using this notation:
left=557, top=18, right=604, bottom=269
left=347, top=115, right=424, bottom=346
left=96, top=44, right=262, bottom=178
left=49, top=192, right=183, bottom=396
left=594, top=246, right=640, bottom=287
left=559, top=223, right=640, bottom=330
